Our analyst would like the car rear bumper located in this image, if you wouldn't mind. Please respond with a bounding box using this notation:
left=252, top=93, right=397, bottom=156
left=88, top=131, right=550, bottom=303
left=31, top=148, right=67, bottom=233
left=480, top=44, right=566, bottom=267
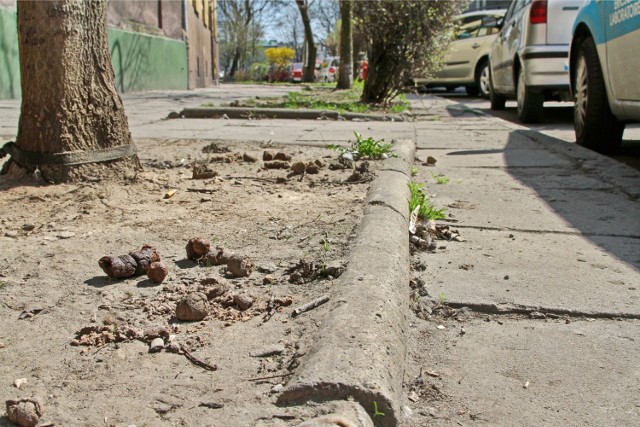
left=521, top=46, right=571, bottom=89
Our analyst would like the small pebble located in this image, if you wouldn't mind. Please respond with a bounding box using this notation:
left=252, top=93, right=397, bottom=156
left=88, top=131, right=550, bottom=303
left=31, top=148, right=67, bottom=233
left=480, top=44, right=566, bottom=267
left=270, top=384, right=284, bottom=393
left=149, top=338, right=165, bottom=353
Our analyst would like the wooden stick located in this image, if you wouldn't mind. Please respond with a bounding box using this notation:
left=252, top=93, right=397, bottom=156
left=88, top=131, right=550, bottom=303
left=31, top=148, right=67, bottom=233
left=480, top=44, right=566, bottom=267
left=180, top=344, right=217, bottom=371
left=292, top=295, right=330, bottom=317
left=247, top=372, right=294, bottom=382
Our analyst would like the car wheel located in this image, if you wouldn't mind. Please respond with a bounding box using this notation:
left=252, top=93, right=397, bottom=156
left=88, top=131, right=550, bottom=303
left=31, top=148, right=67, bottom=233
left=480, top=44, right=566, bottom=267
left=465, top=85, right=480, bottom=97
left=489, top=66, right=506, bottom=110
left=573, top=36, right=624, bottom=153
left=516, top=66, right=544, bottom=123
left=477, top=60, right=491, bottom=98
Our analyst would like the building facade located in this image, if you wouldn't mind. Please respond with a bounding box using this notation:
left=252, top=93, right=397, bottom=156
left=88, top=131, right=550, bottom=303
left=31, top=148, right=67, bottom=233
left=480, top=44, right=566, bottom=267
left=0, top=0, right=218, bottom=99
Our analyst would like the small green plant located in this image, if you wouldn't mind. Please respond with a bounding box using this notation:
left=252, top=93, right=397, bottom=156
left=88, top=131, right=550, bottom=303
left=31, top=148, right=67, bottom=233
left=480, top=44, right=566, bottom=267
left=439, top=292, right=446, bottom=305
left=373, top=401, right=385, bottom=418
left=328, top=132, right=396, bottom=160
left=0, top=280, right=6, bottom=290
left=411, top=166, right=418, bottom=177
left=322, top=240, right=331, bottom=253
left=408, top=181, right=446, bottom=220
left=432, top=173, right=450, bottom=184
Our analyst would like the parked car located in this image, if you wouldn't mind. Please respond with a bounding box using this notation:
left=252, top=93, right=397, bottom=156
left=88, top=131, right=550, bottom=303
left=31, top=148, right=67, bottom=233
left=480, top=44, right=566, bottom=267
left=569, top=0, right=640, bottom=153
left=291, top=63, right=303, bottom=83
left=319, top=57, right=339, bottom=83
left=488, top=0, right=583, bottom=123
left=418, top=9, right=506, bottom=97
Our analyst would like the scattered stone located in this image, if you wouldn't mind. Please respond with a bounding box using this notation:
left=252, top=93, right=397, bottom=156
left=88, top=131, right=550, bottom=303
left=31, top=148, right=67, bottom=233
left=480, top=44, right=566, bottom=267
left=144, top=325, right=171, bottom=340
left=234, top=294, right=254, bottom=311
left=263, top=150, right=275, bottom=161
left=18, top=302, right=45, bottom=320
left=199, top=247, right=229, bottom=266
left=257, top=263, right=277, bottom=274
left=504, top=275, right=510, bottom=280
left=250, top=344, right=285, bottom=357
left=6, top=398, right=44, bottom=427
left=291, top=161, right=306, bottom=174
left=199, top=401, right=224, bottom=409
left=21, top=224, right=36, bottom=231
left=305, top=162, right=319, bottom=174
left=202, top=143, right=231, bottom=154
left=186, top=237, right=211, bottom=260
left=270, top=384, right=284, bottom=394
left=227, top=254, right=253, bottom=277
left=168, top=111, right=180, bottom=119
left=13, top=378, right=27, bottom=389
left=201, top=278, right=230, bottom=299
left=529, top=311, right=546, bottom=319
left=175, top=293, right=209, bottom=321
left=72, top=324, right=143, bottom=346
left=4, top=230, right=18, bottom=238
left=274, top=152, right=292, bottom=161
left=243, top=153, right=257, bottom=163
left=264, top=161, right=290, bottom=170
left=263, top=275, right=275, bottom=286
left=314, top=159, right=325, bottom=168
left=408, top=391, right=420, bottom=402
left=57, top=231, right=76, bottom=239
left=147, top=261, right=169, bottom=283
left=436, top=325, right=445, bottom=330
left=149, top=337, right=165, bottom=353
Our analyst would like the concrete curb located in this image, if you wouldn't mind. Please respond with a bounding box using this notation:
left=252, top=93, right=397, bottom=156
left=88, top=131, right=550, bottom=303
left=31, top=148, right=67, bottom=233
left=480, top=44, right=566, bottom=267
left=277, top=139, right=416, bottom=426
left=176, top=107, right=407, bottom=122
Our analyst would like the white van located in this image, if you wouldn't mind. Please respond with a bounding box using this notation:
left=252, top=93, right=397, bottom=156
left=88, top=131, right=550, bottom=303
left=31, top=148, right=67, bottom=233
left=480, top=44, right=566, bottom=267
left=488, top=0, right=583, bottom=123
left=569, top=0, right=640, bottom=153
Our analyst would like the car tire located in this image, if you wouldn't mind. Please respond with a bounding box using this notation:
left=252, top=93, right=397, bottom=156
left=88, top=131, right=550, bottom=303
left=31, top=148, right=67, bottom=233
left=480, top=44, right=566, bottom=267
left=465, top=85, right=480, bottom=97
left=573, top=36, right=625, bottom=153
left=489, top=66, right=506, bottom=110
left=477, top=60, right=491, bottom=98
left=516, top=66, right=544, bottom=123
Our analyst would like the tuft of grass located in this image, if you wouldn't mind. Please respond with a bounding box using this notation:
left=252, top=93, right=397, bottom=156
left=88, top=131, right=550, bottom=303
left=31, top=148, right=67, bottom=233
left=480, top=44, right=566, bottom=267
left=432, top=173, right=450, bottom=184
left=411, top=166, right=418, bottom=177
left=408, top=181, right=446, bottom=220
left=439, top=292, right=446, bottom=305
left=328, top=132, right=396, bottom=160
left=373, top=401, right=385, bottom=418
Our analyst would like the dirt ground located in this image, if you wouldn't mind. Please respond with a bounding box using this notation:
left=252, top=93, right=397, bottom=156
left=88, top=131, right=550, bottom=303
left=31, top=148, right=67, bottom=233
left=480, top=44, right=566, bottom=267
left=0, top=138, right=386, bottom=426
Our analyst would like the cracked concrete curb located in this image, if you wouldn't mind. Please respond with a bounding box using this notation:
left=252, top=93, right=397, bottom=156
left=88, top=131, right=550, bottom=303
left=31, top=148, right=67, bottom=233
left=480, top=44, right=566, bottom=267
left=176, top=107, right=408, bottom=122
left=277, top=139, right=416, bottom=427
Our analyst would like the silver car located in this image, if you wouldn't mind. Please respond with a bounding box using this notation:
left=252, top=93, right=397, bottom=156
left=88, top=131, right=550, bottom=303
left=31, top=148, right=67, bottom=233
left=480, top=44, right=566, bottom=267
left=418, top=9, right=506, bottom=97
left=488, top=0, right=583, bottom=123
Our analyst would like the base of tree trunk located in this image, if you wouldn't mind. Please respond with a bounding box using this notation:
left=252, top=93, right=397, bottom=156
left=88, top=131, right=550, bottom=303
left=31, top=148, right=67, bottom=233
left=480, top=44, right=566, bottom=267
left=1, top=157, right=142, bottom=184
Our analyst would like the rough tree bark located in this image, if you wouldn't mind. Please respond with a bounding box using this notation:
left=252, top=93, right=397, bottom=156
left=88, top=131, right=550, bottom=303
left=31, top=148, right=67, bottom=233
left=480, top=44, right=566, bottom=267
left=3, top=0, right=140, bottom=183
left=296, top=0, right=317, bottom=83
left=336, top=0, right=352, bottom=89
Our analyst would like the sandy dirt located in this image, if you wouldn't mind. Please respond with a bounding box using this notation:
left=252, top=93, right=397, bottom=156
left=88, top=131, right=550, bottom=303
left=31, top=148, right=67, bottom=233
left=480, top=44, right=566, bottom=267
left=0, top=138, right=383, bottom=426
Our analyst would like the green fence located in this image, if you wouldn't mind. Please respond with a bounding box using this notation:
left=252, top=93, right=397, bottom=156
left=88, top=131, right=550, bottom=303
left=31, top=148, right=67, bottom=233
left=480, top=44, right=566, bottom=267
left=0, top=6, right=188, bottom=99
left=0, top=7, right=20, bottom=99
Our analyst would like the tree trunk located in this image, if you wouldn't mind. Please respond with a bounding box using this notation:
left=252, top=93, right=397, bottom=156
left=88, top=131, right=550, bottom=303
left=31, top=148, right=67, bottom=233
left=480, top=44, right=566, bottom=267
left=296, top=0, right=316, bottom=83
left=336, top=0, right=353, bottom=89
left=361, top=41, right=393, bottom=104
left=7, top=0, right=139, bottom=183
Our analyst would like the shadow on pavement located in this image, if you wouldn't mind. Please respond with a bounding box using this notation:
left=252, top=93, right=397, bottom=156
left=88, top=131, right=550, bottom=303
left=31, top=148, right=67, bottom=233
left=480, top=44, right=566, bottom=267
left=503, top=130, right=640, bottom=272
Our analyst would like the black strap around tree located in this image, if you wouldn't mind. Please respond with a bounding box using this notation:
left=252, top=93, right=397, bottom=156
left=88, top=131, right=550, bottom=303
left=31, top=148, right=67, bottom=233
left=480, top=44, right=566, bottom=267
left=1, top=141, right=136, bottom=167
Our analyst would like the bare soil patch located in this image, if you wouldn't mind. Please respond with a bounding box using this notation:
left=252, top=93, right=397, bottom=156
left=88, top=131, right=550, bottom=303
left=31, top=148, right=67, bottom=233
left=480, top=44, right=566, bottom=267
left=0, top=138, right=381, bottom=426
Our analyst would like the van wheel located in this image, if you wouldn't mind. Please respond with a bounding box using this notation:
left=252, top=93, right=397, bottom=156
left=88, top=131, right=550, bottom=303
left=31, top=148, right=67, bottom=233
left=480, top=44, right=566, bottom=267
left=574, top=36, right=624, bottom=153
left=489, top=66, right=506, bottom=110
left=516, top=67, right=544, bottom=123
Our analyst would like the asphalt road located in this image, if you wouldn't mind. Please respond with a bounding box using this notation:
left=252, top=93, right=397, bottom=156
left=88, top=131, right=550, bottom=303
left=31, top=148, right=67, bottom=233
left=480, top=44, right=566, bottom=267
left=426, top=87, right=640, bottom=172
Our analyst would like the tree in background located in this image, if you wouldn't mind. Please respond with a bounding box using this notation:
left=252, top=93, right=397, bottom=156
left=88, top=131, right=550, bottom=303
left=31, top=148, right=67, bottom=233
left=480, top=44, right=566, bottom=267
left=295, top=0, right=317, bottom=83
left=355, top=0, right=462, bottom=104
left=2, top=0, right=140, bottom=184
left=218, top=0, right=271, bottom=78
left=336, top=0, right=353, bottom=89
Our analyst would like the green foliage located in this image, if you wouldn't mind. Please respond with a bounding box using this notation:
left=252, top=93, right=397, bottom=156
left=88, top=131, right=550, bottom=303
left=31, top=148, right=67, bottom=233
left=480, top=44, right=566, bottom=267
left=247, top=62, right=270, bottom=81
left=355, top=1, right=464, bottom=103
left=373, top=401, right=385, bottom=418
left=328, top=132, right=396, bottom=160
left=411, top=166, right=418, bottom=177
left=439, top=292, right=446, bottom=305
left=432, top=174, right=450, bottom=184
left=408, top=181, right=446, bottom=220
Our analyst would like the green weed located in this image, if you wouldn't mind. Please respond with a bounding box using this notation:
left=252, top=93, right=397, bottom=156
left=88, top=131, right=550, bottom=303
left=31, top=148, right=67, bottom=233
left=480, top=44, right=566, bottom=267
left=408, top=181, right=447, bottom=220
left=432, top=173, right=450, bottom=184
left=328, top=132, right=396, bottom=160
left=439, top=292, right=446, bottom=305
left=411, top=166, right=418, bottom=177
left=373, top=401, right=385, bottom=418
